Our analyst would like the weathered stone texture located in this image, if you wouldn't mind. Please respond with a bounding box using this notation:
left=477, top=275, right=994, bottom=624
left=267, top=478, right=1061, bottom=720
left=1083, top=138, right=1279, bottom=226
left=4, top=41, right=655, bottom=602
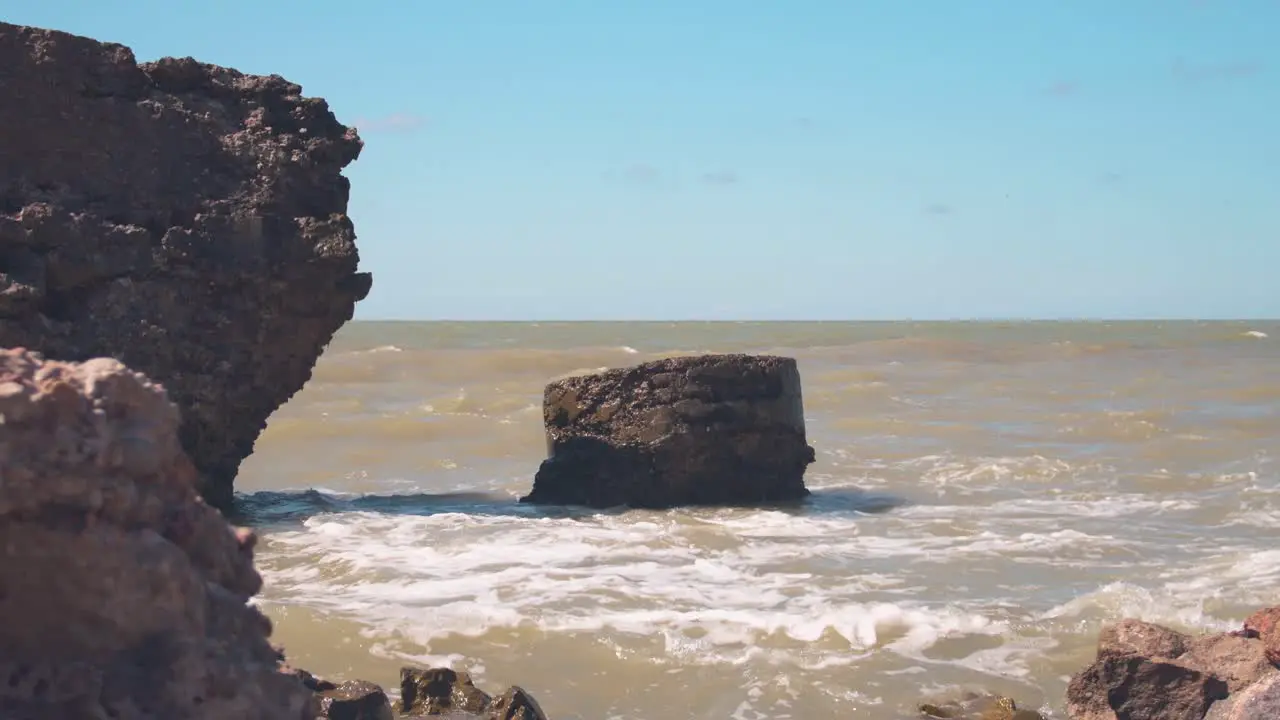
left=0, top=21, right=370, bottom=509
left=521, top=354, right=816, bottom=508
left=0, top=348, right=314, bottom=719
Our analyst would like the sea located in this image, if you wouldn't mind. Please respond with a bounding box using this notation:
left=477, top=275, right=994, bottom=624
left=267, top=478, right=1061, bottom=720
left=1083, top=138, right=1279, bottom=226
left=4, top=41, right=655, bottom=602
left=235, top=320, right=1280, bottom=719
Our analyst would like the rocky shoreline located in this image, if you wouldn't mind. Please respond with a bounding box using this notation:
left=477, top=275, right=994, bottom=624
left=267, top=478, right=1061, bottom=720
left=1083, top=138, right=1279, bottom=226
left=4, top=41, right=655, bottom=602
left=0, top=346, right=551, bottom=719
left=303, top=667, right=546, bottom=719
left=1064, top=611, right=1280, bottom=719
left=2, top=18, right=1276, bottom=720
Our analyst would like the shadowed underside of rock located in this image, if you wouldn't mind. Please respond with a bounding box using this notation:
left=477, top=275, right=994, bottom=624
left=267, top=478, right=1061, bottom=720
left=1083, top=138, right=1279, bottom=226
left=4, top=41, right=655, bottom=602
left=0, top=348, right=313, bottom=719
left=0, top=22, right=371, bottom=509
left=521, top=354, right=816, bottom=508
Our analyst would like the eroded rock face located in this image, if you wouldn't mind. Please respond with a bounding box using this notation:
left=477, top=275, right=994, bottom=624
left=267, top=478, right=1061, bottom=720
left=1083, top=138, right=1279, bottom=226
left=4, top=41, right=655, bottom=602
left=1241, top=607, right=1280, bottom=666
left=521, top=354, right=816, bottom=508
left=399, top=668, right=491, bottom=716
left=0, top=22, right=371, bottom=509
left=1067, top=655, right=1227, bottom=720
left=317, top=680, right=393, bottom=720
left=396, top=668, right=549, bottom=719
left=0, top=348, right=314, bottom=719
left=1096, top=619, right=1191, bottom=661
left=1205, top=672, right=1280, bottom=720
left=1067, top=611, right=1280, bottom=720
left=1179, top=633, right=1274, bottom=694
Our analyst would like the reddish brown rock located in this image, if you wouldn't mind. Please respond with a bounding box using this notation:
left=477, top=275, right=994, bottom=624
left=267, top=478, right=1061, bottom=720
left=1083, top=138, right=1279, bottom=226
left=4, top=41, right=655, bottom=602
left=1178, top=633, right=1274, bottom=693
left=1097, top=619, right=1191, bottom=661
left=521, top=354, right=816, bottom=508
left=1239, top=607, right=1280, bottom=667
left=1067, top=613, right=1280, bottom=720
left=0, top=21, right=370, bottom=510
left=1066, top=655, right=1228, bottom=720
left=1205, top=671, right=1280, bottom=720
left=1241, top=608, right=1280, bottom=639
left=0, top=349, right=314, bottom=719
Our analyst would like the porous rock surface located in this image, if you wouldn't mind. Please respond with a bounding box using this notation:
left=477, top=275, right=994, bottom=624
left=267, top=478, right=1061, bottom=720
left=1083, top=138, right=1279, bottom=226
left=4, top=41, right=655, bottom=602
left=315, top=680, right=393, bottom=720
left=0, top=348, right=314, bottom=719
left=918, top=690, right=1047, bottom=719
left=0, top=22, right=371, bottom=509
left=306, top=667, right=550, bottom=719
left=1066, top=612, right=1280, bottom=720
left=521, top=354, right=816, bottom=508
left=397, top=668, right=548, bottom=720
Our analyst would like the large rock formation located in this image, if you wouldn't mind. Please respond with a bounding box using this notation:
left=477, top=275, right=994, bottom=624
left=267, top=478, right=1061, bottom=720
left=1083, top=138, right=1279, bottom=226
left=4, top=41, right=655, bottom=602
left=520, top=354, right=816, bottom=508
left=0, top=22, right=371, bottom=509
left=0, top=348, right=313, bottom=719
left=1066, top=614, right=1280, bottom=720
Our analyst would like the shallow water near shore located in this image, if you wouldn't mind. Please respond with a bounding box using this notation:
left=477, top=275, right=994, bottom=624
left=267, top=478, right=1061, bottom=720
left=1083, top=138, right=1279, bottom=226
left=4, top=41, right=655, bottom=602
left=237, top=320, right=1280, bottom=719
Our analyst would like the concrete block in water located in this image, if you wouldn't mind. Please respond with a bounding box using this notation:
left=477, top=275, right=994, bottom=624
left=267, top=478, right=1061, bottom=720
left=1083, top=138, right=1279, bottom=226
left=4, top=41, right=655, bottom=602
left=521, top=353, right=816, bottom=508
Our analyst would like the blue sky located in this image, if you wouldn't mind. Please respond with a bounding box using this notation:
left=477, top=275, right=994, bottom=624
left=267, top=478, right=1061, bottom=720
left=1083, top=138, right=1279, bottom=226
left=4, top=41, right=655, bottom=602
left=11, top=1, right=1279, bottom=320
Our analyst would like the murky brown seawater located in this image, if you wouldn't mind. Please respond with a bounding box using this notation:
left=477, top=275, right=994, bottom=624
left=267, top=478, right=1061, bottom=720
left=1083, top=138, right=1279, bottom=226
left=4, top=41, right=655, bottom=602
left=237, top=321, right=1280, bottom=719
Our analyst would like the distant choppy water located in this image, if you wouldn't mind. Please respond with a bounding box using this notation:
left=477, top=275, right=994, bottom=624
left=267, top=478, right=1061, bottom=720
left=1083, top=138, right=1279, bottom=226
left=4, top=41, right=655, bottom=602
left=237, top=321, right=1280, bottom=719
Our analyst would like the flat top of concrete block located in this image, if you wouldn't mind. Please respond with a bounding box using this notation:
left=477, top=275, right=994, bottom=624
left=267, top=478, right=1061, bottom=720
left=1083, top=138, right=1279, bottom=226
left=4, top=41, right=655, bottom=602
left=541, top=353, right=807, bottom=443
left=548, top=353, right=799, bottom=388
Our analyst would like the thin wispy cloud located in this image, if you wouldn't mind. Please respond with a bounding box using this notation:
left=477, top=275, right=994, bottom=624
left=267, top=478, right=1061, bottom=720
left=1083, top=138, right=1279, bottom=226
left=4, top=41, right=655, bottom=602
left=1044, top=80, right=1080, bottom=97
left=1099, top=171, right=1124, bottom=184
left=1172, top=57, right=1263, bottom=84
left=701, top=170, right=740, bottom=186
left=618, top=163, right=662, bottom=185
left=353, top=112, right=427, bottom=133
left=923, top=203, right=954, bottom=216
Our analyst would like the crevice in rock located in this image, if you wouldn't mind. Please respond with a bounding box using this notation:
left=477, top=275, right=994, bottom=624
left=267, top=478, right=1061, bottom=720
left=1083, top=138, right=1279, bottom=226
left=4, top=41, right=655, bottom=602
left=42, top=285, right=94, bottom=324
left=0, top=187, right=22, bottom=215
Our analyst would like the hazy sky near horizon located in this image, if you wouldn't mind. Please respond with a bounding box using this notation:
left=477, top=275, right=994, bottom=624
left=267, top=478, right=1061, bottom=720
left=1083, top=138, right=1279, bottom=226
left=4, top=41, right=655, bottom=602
left=11, top=1, right=1279, bottom=320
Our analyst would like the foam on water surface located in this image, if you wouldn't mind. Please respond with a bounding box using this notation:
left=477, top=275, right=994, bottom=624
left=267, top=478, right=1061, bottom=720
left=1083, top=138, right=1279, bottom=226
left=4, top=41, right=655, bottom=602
left=254, top=456, right=1276, bottom=695
left=240, top=320, right=1280, bottom=718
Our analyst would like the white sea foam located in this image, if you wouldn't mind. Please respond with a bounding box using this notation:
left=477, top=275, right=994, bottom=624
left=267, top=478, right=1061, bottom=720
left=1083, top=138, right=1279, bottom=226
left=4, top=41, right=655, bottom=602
left=348, top=344, right=404, bottom=354
left=253, top=449, right=1276, bottom=696
left=1162, top=549, right=1280, bottom=606
left=260, top=507, right=1009, bottom=671
left=243, top=321, right=1280, bottom=717
left=1040, top=582, right=1235, bottom=631
left=1039, top=550, right=1280, bottom=631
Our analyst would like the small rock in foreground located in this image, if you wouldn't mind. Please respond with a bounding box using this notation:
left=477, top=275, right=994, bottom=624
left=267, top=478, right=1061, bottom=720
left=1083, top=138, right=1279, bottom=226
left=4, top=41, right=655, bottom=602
left=1066, top=609, right=1280, bottom=719
left=299, top=667, right=550, bottom=719
left=521, top=353, right=816, bottom=508
left=318, top=680, right=394, bottom=720
left=919, top=690, right=1046, bottom=719
left=1067, top=655, right=1227, bottom=720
